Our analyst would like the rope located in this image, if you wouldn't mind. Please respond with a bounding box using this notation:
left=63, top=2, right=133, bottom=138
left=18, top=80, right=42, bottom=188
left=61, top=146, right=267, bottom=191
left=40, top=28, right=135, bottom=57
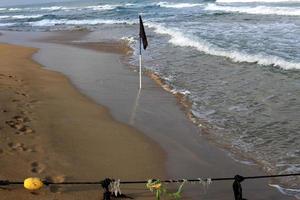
left=1, top=173, right=299, bottom=186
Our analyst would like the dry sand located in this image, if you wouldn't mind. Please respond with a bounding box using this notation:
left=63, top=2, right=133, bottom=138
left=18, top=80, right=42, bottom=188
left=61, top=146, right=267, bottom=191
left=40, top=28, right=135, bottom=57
left=0, top=43, right=165, bottom=199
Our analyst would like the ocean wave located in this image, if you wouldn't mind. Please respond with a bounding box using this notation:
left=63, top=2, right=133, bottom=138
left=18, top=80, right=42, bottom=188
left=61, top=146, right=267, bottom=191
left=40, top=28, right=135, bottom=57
left=0, top=7, right=32, bottom=12
left=8, top=8, right=22, bottom=11
left=86, top=5, right=121, bottom=11
left=216, top=0, right=300, bottom=3
left=0, top=22, right=15, bottom=26
left=28, top=19, right=135, bottom=26
left=205, top=4, right=300, bottom=16
left=0, top=14, right=43, bottom=20
left=13, top=14, right=43, bottom=19
left=156, top=2, right=203, bottom=8
left=40, top=6, right=66, bottom=11
left=269, top=184, right=300, bottom=199
left=146, top=22, right=300, bottom=70
left=0, top=4, right=127, bottom=13
left=0, top=15, right=9, bottom=19
left=0, top=8, right=22, bottom=12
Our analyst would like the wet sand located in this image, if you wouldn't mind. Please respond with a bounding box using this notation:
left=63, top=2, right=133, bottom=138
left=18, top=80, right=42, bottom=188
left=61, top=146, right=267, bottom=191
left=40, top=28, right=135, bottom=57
left=0, top=31, right=294, bottom=199
left=0, top=43, right=165, bottom=199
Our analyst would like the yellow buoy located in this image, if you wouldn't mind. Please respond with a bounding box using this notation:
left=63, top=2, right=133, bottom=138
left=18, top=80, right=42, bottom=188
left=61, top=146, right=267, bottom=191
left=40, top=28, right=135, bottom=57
left=24, top=177, right=43, bottom=190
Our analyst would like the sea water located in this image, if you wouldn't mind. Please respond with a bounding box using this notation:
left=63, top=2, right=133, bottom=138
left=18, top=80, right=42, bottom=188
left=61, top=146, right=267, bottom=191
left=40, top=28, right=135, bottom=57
left=0, top=0, right=299, bottom=195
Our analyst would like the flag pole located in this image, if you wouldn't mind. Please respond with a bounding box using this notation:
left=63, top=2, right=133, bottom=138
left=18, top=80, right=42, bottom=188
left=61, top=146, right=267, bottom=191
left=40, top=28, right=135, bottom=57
left=139, top=28, right=142, bottom=89
left=139, top=14, right=147, bottom=89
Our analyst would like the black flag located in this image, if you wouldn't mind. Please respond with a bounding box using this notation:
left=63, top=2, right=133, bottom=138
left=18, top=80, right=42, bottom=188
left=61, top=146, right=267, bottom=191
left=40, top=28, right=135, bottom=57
left=139, top=15, right=148, bottom=50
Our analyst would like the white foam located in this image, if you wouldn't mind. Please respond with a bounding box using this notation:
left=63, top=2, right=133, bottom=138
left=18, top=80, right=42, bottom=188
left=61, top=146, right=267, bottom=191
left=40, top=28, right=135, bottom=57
left=205, top=4, right=300, bottom=16
left=269, top=184, right=300, bottom=199
left=121, top=36, right=135, bottom=44
left=0, top=22, right=15, bottom=26
left=217, top=0, right=300, bottom=3
left=8, top=8, right=22, bottom=11
left=11, top=14, right=43, bottom=19
left=170, top=88, right=191, bottom=95
left=157, top=2, right=203, bottom=8
left=28, top=19, right=135, bottom=26
left=146, top=22, right=300, bottom=70
left=40, top=6, right=64, bottom=11
left=125, top=3, right=136, bottom=6
left=0, top=15, right=42, bottom=19
left=0, top=15, right=9, bottom=19
left=86, top=5, right=120, bottom=11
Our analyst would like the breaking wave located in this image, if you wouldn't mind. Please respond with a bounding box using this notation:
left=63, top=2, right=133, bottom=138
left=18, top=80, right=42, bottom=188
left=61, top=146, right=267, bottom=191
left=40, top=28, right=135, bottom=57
left=216, top=0, right=300, bottom=3
left=8, top=8, right=22, bottom=11
left=205, top=4, right=300, bottom=16
left=0, top=22, right=15, bottom=26
left=156, top=2, right=203, bottom=8
left=0, top=4, right=127, bottom=13
left=28, top=19, right=136, bottom=26
left=85, top=5, right=121, bottom=11
left=0, top=15, right=43, bottom=19
left=40, top=6, right=66, bottom=11
left=146, top=22, right=300, bottom=70
left=0, top=15, right=9, bottom=19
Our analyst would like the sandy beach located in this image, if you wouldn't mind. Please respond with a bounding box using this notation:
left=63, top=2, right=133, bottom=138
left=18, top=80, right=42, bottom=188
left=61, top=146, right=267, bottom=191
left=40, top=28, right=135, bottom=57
left=0, top=31, right=295, bottom=199
left=0, top=0, right=299, bottom=198
left=0, top=43, right=165, bottom=199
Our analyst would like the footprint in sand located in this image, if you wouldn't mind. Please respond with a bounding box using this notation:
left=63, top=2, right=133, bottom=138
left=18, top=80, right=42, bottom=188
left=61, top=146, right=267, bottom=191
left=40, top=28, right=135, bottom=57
left=30, top=161, right=46, bottom=174
left=13, top=115, right=30, bottom=123
left=23, top=100, right=40, bottom=109
left=5, top=116, right=34, bottom=135
left=11, top=99, right=21, bottom=103
left=15, top=91, right=29, bottom=97
left=8, top=75, right=16, bottom=79
left=1, top=109, right=8, bottom=113
left=8, top=142, right=27, bottom=152
left=7, top=75, right=23, bottom=83
left=20, top=109, right=33, bottom=115
left=15, top=127, right=34, bottom=135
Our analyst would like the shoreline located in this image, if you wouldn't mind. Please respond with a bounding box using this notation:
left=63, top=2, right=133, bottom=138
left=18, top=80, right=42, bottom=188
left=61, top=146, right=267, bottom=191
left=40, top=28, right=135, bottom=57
left=0, top=43, right=165, bottom=199
left=0, top=31, right=295, bottom=199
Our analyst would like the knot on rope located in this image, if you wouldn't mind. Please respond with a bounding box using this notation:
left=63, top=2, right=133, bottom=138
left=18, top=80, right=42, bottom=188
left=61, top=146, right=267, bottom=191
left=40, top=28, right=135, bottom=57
left=0, top=180, right=9, bottom=186
left=233, top=175, right=247, bottom=200
left=101, top=178, right=112, bottom=200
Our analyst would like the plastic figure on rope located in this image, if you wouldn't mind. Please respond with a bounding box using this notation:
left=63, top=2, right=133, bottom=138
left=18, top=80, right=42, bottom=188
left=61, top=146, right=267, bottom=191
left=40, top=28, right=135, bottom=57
left=110, top=179, right=122, bottom=197
left=197, top=178, right=212, bottom=188
left=146, top=179, right=191, bottom=200
left=147, top=179, right=166, bottom=200
left=100, top=178, right=132, bottom=200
